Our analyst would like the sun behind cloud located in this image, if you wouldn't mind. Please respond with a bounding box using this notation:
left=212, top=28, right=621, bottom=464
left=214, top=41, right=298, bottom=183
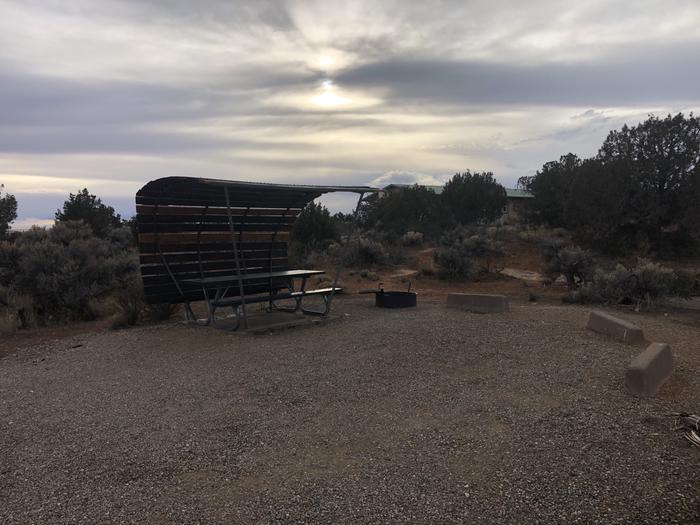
left=311, top=80, right=349, bottom=107
left=318, top=55, right=334, bottom=69
left=265, top=78, right=381, bottom=111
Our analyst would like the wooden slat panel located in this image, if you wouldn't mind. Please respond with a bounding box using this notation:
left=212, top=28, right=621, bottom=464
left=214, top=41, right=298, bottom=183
left=139, top=250, right=287, bottom=264
left=136, top=215, right=297, bottom=225
left=137, top=232, right=290, bottom=244
left=142, top=269, right=291, bottom=287
left=136, top=205, right=301, bottom=217
left=136, top=222, right=293, bottom=234
left=139, top=258, right=289, bottom=276
left=140, top=255, right=285, bottom=269
left=138, top=241, right=287, bottom=254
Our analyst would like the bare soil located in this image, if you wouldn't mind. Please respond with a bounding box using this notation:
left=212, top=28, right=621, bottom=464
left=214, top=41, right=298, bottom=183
left=333, top=239, right=570, bottom=303
left=1, top=295, right=699, bottom=524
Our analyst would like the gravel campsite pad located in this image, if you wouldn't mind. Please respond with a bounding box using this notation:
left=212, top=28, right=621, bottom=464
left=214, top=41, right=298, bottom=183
left=1, top=297, right=699, bottom=523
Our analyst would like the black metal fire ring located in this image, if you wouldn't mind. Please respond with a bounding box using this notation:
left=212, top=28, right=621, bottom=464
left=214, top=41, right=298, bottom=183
left=359, top=282, right=418, bottom=308
left=375, top=290, right=417, bottom=308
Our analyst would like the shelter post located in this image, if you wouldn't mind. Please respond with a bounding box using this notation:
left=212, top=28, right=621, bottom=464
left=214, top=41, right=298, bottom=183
left=224, top=186, right=248, bottom=329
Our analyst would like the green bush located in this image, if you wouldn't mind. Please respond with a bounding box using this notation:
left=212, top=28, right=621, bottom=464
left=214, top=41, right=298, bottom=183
left=518, top=226, right=569, bottom=243
left=442, top=171, right=507, bottom=224
left=359, top=269, right=379, bottom=281
left=363, top=186, right=445, bottom=238
left=631, top=259, right=676, bottom=308
left=384, top=242, right=407, bottom=265
left=671, top=270, right=700, bottom=299
left=0, top=240, right=20, bottom=286
left=55, top=188, right=122, bottom=237
left=329, top=235, right=388, bottom=267
left=565, top=259, right=677, bottom=309
left=588, top=264, right=636, bottom=304
left=110, top=274, right=145, bottom=328
left=520, top=114, right=700, bottom=255
left=289, top=202, right=338, bottom=262
left=0, top=184, right=18, bottom=239
left=562, top=283, right=598, bottom=305
left=433, top=244, right=474, bottom=280
left=1, top=221, right=138, bottom=323
left=433, top=226, right=503, bottom=280
left=541, top=239, right=594, bottom=290
left=289, top=202, right=338, bottom=266
left=0, top=286, right=37, bottom=334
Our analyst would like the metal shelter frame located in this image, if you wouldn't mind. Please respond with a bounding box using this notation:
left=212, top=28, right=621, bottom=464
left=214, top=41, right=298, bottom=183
left=135, top=177, right=376, bottom=330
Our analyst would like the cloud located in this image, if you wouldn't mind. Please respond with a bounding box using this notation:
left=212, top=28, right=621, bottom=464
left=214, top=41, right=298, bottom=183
left=337, top=45, right=700, bottom=108
left=0, top=0, right=699, bottom=220
left=0, top=66, right=319, bottom=126
left=371, top=170, right=447, bottom=187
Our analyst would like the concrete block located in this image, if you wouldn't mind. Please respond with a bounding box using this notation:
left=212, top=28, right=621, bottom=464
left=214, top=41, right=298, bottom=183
left=446, top=293, right=509, bottom=313
left=587, top=310, right=645, bottom=345
left=625, top=343, right=674, bottom=397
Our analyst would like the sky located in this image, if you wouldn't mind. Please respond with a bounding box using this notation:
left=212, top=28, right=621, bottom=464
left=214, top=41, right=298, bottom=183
left=1, top=0, right=699, bottom=228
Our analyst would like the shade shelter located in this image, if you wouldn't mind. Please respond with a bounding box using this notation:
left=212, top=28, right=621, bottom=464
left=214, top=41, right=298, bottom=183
left=135, top=176, right=375, bottom=330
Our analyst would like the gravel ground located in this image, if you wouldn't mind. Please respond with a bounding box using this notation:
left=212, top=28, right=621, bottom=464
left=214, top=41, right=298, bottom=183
left=1, top=297, right=699, bottom=524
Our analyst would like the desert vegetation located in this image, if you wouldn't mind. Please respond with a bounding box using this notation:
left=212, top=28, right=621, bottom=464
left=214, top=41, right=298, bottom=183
left=290, top=170, right=509, bottom=280
left=0, top=189, right=163, bottom=334
left=519, top=113, right=700, bottom=256
left=433, top=225, right=504, bottom=280
left=289, top=113, right=700, bottom=308
left=2, top=114, right=699, bottom=333
left=0, top=184, right=18, bottom=239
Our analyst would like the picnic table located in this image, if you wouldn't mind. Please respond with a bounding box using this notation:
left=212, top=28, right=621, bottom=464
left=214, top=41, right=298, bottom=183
left=182, top=269, right=340, bottom=329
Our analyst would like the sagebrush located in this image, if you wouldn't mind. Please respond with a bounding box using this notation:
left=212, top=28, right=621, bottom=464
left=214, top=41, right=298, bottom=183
left=433, top=226, right=504, bottom=280
left=541, top=239, right=594, bottom=290
left=566, top=259, right=677, bottom=309
left=0, top=221, right=138, bottom=324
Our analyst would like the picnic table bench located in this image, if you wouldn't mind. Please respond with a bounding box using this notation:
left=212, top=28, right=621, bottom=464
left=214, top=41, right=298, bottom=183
left=182, top=269, right=340, bottom=330
left=135, top=177, right=374, bottom=331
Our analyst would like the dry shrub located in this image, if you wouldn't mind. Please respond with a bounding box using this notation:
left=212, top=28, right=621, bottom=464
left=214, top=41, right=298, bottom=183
left=359, top=269, right=379, bottom=281
left=329, top=236, right=386, bottom=267
left=109, top=275, right=144, bottom=329
left=0, top=286, right=37, bottom=334
left=434, top=244, right=474, bottom=280
left=519, top=226, right=569, bottom=243
left=0, top=312, right=16, bottom=335
left=433, top=226, right=504, bottom=280
left=4, top=221, right=138, bottom=323
left=541, top=239, right=594, bottom=290
left=144, top=303, right=180, bottom=322
left=671, top=270, right=700, bottom=298
left=402, top=231, right=424, bottom=246
left=565, top=259, right=676, bottom=309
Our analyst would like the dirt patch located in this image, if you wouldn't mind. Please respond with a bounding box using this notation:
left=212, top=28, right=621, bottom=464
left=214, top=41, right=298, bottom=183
left=0, top=318, right=110, bottom=360
left=501, top=267, right=544, bottom=282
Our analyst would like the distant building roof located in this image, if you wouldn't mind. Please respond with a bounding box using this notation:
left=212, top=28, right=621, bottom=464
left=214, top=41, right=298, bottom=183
left=505, top=188, right=534, bottom=199
left=382, top=183, right=532, bottom=199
